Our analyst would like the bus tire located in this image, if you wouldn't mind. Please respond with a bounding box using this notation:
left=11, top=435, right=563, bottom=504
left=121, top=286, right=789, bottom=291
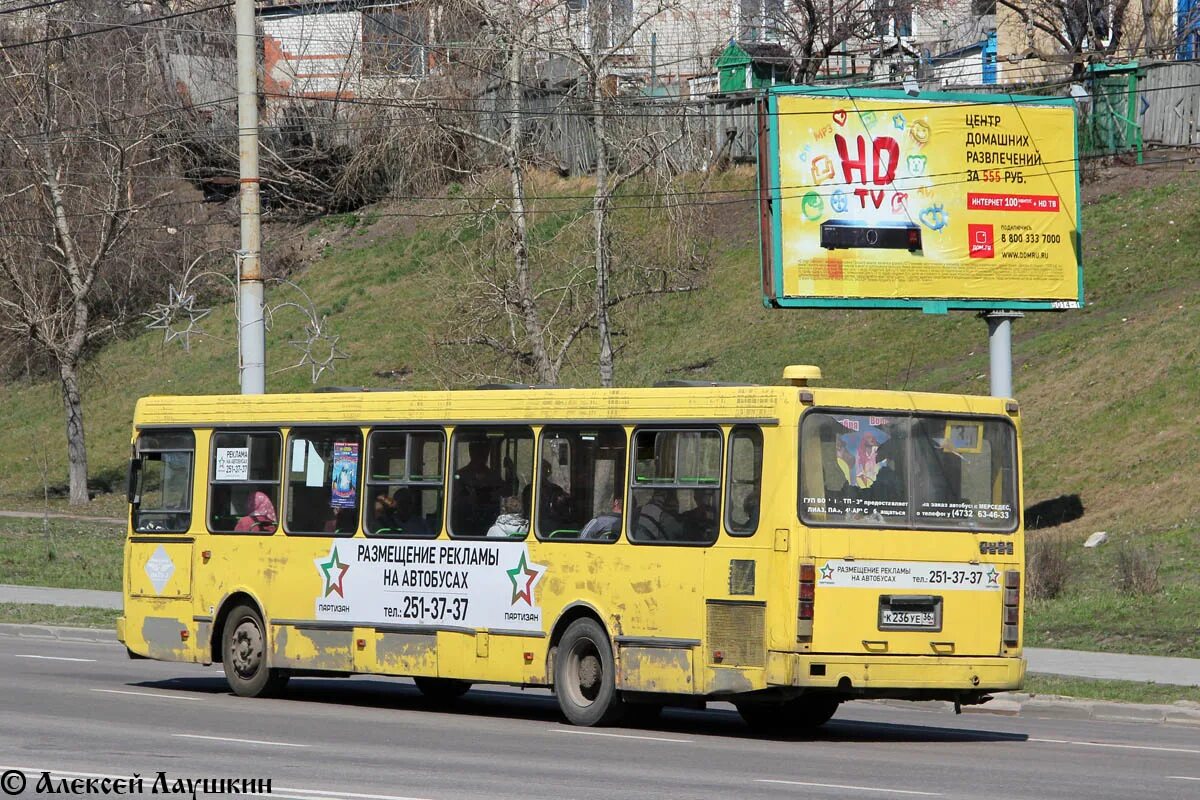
left=414, top=677, right=471, bottom=702
left=222, top=604, right=288, bottom=698
left=737, top=695, right=839, bottom=734
left=554, top=617, right=625, bottom=727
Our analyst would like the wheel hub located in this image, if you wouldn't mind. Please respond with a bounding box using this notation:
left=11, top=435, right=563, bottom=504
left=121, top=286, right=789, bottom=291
left=231, top=620, right=263, bottom=678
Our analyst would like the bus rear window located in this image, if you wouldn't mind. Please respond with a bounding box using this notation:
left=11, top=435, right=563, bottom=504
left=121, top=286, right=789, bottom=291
left=799, top=411, right=1017, bottom=532
left=131, top=430, right=194, bottom=533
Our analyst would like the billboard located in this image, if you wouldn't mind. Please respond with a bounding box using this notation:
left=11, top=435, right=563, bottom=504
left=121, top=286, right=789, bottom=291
left=758, top=87, right=1082, bottom=312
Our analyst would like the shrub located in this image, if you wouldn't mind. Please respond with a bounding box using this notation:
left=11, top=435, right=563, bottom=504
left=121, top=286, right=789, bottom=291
left=1026, top=536, right=1072, bottom=600
left=1114, top=541, right=1161, bottom=595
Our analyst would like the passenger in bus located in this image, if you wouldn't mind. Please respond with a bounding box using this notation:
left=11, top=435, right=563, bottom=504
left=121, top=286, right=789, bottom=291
left=682, top=489, right=719, bottom=540
left=487, top=495, right=529, bottom=537
left=454, top=440, right=504, bottom=534
left=579, top=497, right=622, bottom=540
left=635, top=489, right=684, bottom=541
left=328, top=506, right=358, bottom=534
left=537, top=459, right=571, bottom=530
left=234, top=490, right=277, bottom=533
left=392, top=487, right=433, bottom=535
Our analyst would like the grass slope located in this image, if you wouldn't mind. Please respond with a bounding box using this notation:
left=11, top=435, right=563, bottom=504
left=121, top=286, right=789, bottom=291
left=0, top=166, right=1197, bottom=656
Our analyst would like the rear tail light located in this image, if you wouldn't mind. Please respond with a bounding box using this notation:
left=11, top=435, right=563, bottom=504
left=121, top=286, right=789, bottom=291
left=1002, top=570, right=1020, bottom=647
left=798, top=562, right=816, bottom=641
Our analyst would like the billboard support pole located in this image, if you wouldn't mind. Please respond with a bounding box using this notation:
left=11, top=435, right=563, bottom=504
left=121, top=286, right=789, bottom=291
left=236, top=0, right=265, bottom=395
left=982, top=311, right=1023, bottom=398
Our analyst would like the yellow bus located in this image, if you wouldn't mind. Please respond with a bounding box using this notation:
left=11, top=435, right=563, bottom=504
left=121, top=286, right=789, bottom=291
left=119, top=365, right=1024, bottom=730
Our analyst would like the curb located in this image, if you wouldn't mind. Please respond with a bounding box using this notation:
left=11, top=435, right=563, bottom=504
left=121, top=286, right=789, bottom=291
left=877, top=694, right=1200, bottom=728
left=0, top=622, right=118, bottom=643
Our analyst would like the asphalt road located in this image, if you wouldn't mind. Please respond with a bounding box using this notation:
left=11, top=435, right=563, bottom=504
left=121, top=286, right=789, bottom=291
left=1, top=634, right=1198, bottom=800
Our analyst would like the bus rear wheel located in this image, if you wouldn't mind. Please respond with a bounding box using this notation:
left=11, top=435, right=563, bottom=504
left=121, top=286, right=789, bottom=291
left=414, top=677, right=472, bottom=703
left=554, top=618, right=625, bottom=727
left=737, top=694, right=840, bottom=735
left=222, top=604, right=289, bottom=698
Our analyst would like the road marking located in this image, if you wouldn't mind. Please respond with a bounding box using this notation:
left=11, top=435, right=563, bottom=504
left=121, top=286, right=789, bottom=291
left=552, top=728, right=692, bottom=743
left=756, top=779, right=941, bottom=796
left=172, top=733, right=309, bottom=748
left=1030, top=738, right=1200, bottom=755
left=92, top=688, right=200, bottom=701
left=1167, top=777, right=1200, bottom=782
left=14, top=654, right=96, bottom=663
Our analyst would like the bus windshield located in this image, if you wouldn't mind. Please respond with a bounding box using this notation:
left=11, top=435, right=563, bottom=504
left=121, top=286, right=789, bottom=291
left=799, top=411, right=1018, bottom=532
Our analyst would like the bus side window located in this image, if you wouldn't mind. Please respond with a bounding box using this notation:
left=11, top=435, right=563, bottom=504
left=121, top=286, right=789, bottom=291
left=131, top=430, right=195, bottom=533
left=209, top=431, right=281, bottom=534
left=535, top=426, right=627, bottom=542
left=629, top=428, right=722, bottom=545
left=449, top=426, right=533, bottom=539
left=365, top=429, right=444, bottom=538
left=285, top=428, right=364, bottom=536
left=725, top=426, right=762, bottom=536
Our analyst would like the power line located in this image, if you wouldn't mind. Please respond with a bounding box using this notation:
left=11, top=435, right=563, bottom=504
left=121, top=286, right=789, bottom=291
left=0, top=0, right=73, bottom=16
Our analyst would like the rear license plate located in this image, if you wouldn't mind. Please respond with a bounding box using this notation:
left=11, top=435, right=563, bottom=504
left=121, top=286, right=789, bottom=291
left=881, top=608, right=937, bottom=628
left=878, top=595, right=942, bottom=631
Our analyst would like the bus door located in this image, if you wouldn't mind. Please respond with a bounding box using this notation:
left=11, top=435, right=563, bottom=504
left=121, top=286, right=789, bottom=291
left=126, top=429, right=197, bottom=661
left=700, top=425, right=769, bottom=695
left=799, top=412, right=1020, bottom=657
left=616, top=428, right=721, bottom=695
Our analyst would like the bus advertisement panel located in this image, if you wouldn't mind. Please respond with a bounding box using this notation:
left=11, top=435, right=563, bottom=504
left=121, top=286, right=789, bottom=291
left=759, top=87, right=1082, bottom=312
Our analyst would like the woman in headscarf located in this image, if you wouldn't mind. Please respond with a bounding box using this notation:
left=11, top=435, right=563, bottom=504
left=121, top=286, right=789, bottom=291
left=235, top=490, right=277, bottom=533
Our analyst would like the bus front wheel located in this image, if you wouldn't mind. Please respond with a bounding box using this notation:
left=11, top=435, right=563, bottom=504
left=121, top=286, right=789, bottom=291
left=554, top=618, right=625, bottom=726
left=222, top=604, right=289, bottom=698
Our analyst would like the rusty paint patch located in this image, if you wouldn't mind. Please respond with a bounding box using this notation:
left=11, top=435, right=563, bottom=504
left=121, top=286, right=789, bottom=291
left=630, top=580, right=653, bottom=594
left=195, top=620, right=213, bottom=663
left=272, top=626, right=353, bottom=671
left=617, top=646, right=693, bottom=694
left=706, top=667, right=755, bottom=695
left=142, top=616, right=189, bottom=661
left=375, top=632, right=437, bottom=676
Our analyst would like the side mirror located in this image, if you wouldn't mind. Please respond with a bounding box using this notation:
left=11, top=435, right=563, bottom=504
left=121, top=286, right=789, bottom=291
left=126, top=458, right=142, bottom=505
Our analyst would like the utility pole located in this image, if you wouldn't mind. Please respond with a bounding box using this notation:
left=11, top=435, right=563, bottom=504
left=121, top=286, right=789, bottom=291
left=982, top=311, right=1022, bottom=398
left=236, top=0, right=265, bottom=394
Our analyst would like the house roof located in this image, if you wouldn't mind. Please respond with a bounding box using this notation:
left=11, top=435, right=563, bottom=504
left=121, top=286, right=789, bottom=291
left=716, top=40, right=793, bottom=68
left=871, top=37, right=920, bottom=58
left=930, top=40, right=985, bottom=64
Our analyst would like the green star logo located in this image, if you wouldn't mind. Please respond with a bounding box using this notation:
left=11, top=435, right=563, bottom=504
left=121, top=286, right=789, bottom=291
left=315, top=545, right=350, bottom=598
left=820, top=564, right=835, bottom=581
left=506, top=551, right=543, bottom=607
left=986, top=567, right=1000, bottom=586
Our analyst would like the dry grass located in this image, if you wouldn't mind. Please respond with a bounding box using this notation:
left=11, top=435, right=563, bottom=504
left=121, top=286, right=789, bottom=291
left=1026, top=535, right=1073, bottom=601
left=1114, top=541, right=1162, bottom=595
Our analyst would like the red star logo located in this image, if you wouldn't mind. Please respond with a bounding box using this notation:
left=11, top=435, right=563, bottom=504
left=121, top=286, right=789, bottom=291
left=507, top=551, right=542, bottom=606
left=316, top=546, right=350, bottom=598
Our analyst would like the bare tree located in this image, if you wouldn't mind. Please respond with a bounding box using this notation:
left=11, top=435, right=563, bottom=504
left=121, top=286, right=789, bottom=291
left=997, top=0, right=1132, bottom=78
left=0, top=7, right=191, bottom=504
left=767, top=0, right=882, bottom=84
left=539, top=0, right=707, bottom=387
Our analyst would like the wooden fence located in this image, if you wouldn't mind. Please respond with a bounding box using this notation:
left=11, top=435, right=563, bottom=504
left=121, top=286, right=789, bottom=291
left=1138, top=62, right=1200, bottom=147
left=478, top=89, right=760, bottom=175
